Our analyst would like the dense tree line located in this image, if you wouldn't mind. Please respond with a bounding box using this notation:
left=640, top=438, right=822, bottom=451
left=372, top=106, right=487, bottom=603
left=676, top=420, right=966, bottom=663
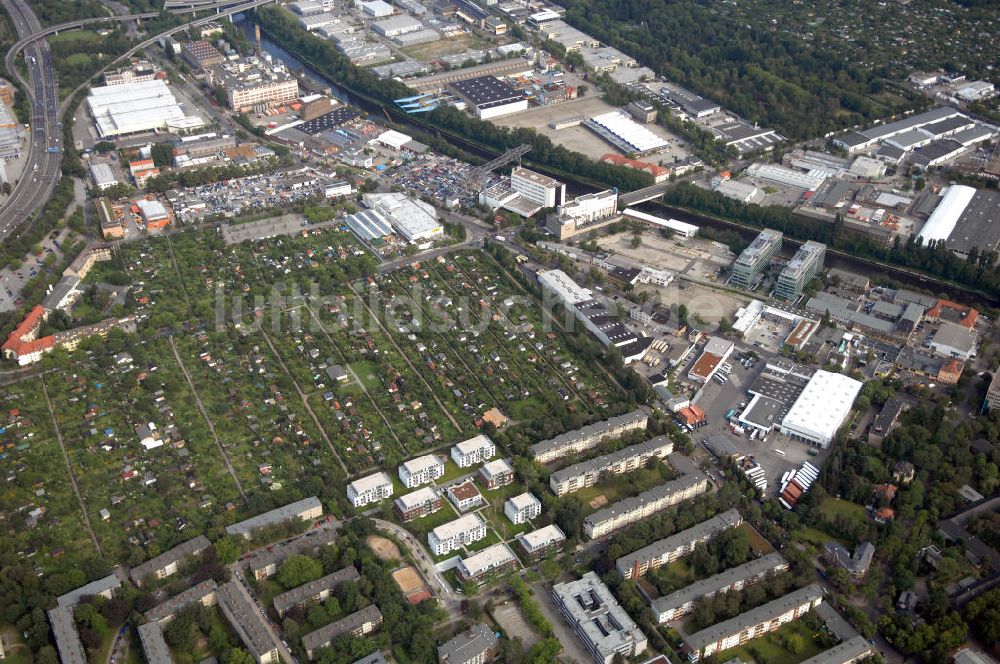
left=557, top=0, right=924, bottom=139
left=665, top=182, right=1000, bottom=301
left=255, top=7, right=652, bottom=192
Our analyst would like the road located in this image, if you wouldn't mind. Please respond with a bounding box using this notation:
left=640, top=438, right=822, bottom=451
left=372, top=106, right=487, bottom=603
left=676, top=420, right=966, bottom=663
left=0, top=0, right=61, bottom=240
left=371, top=518, right=463, bottom=617
left=0, top=0, right=278, bottom=239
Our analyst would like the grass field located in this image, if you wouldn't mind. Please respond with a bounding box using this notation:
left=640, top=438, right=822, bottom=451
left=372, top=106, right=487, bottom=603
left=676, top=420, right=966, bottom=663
left=819, top=498, right=867, bottom=523
left=49, top=29, right=101, bottom=44
left=795, top=527, right=847, bottom=548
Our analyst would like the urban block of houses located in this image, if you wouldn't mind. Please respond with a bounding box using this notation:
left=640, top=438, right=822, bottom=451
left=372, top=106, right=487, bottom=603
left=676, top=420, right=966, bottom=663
left=273, top=566, right=359, bottom=617
left=302, top=605, right=383, bottom=660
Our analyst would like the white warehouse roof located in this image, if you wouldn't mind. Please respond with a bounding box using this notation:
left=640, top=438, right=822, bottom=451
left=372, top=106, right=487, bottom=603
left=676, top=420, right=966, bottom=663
left=87, top=80, right=203, bottom=138
left=363, top=192, right=442, bottom=242
left=589, top=111, right=668, bottom=154
left=917, top=185, right=976, bottom=246
left=374, top=129, right=412, bottom=149
left=780, top=370, right=862, bottom=447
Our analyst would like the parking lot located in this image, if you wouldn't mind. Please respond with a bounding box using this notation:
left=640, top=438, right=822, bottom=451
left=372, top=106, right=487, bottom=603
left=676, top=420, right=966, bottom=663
left=0, top=226, right=75, bottom=312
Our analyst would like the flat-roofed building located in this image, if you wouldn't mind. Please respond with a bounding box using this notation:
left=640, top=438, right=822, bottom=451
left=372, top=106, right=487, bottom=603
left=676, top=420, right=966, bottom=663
left=550, top=437, right=673, bottom=495
left=824, top=542, right=875, bottom=580
left=137, top=622, right=172, bottom=664
left=428, top=513, right=487, bottom=555
left=731, top=228, right=782, bottom=290
left=552, top=572, right=647, bottom=664
left=585, top=455, right=708, bottom=539
left=347, top=472, right=394, bottom=507
left=213, top=56, right=300, bottom=112
left=130, top=535, right=212, bottom=586
left=616, top=509, right=744, bottom=579
left=775, top=241, right=825, bottom=301
left=48, top=606, right=86, bottom=664
left=457, top=543, right=518, bottom=582
left=144, top=580, right=218, bottom=624
left=510, top=167, right=566, bottom=208
left=478, top=458, right=514, bottom=489
left=650, top=553, right=788, bottom=623
left=451, top=434, right=496, bottom=467
left=226, top=496, right=323, bottom=539
left=246, top=527, right=337, bottom=580
left=216, top=581, right=281, bottom=664
left=394, top=486, right=444, bottom=521
left=302, top=605, right=383, bottom=660
left=688, top=337, right=735, bottom=383
left=447, top=479, right=484, bottom=512
left=779, top=370, right=862, bottom=448
left=181, top=40, right=225, bottom=70
left=530, top=409, right=649, bottom=463
left=504, top=492, right=541, bottom=524
left=363, top=192, right=443, bottom=243
left=681, top=584, right=822, bottom=661
left=517, top=524, right=567, bottom=560
left=399, top=453, right=445, bottom=488
left=437, top=623, right=498, bottom=664
left=273, top=566, right=360, bottom=617
left=799, top=636, right=873, bottom=664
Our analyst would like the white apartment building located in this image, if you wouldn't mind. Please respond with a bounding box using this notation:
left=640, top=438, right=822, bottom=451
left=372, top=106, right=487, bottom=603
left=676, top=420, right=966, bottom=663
left=346, top=471, right=394, bottom=507
left=504, top=492, right=542, bottom=525
left=428, top=513, right=487, bottom=556
left=510, top=167, right=566, bottom=208
left=457, top=543, right=519, bottom=582
left=398, top=454, right=445, bottom=488
left=451, top=434, right=496, bottom=468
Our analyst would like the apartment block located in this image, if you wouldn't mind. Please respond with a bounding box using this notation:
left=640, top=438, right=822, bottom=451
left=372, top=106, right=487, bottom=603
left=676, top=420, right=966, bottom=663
left=616, top=509, right=743, bottom=579
left=428, top=513, right=487, bottom=556
left=584, top=456, right=708, bottom=539
left=651, top=553, right=788, bottom=623
left=681, top=584, right=822, bottom=661
left=437, top=623, right=499, bottom=664
left=302, top=605, right=383, bottom=660
left=516, top=524, right=567, bottom=560
left=504, top=492, right=541, bottom=524
left=130, top=535, right=211, bottom=586
left=457, top=543, right=519, bottom=582
left=247, top=527, right=337, bottom=580
left=216, top=581, right=281, bottom=664
left=347, top=472, right=394, bottom=507
left=225, top=496, right=322, bottom=539
left=530, top=409, right=649, bottom=464
left=731, top=228, right=782, bottom=290
left=273, top=566, right=359, bottom=617
left=398, top=454, right=445, bottom=488
left=478, top=458, right=515, bottom=489
left=549, top=436, right=673, bottom=495
left=451, top=434, right=496, bottom=467
left=552, top=572, right=648, bottom=664
left=394, top=486, right=444, bottom=521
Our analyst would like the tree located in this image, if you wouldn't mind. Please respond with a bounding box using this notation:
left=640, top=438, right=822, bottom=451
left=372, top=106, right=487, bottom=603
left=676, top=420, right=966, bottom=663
left=151, top=142, right=175, bottom=168
left=214, top=536, right=242, bottom=564
left=222, top=648, right=255, bottom=664
left=277, top=554, right=323, bottom=589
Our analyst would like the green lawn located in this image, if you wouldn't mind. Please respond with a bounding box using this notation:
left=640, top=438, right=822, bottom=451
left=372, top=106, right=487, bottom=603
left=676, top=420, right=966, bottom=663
left=0, top=626, right=32, bottom=664
left=438, top=458, right=474, bottom=483
left=49, top=29, right=101, bottom=43
left=794, top=527, right=847, bottom=548
left=404, top=501, right=461, bottom=538
left=62, top=53, right=93, bottom=66
left=648, top=558, right=694, bottom=595
left=713, top=617, right=827, bottom=664
left=818, top=498, right=867, bottom=524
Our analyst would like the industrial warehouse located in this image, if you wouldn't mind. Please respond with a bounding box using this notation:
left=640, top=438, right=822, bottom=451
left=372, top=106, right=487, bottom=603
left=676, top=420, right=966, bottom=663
left=86, top=80, right=205, bottom=138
